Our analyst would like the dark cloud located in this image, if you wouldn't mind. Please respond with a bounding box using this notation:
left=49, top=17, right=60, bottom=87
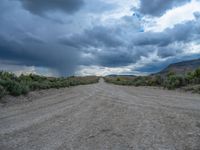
left=138, top=0, right=191, bottom=16
left=132, top=32, right=171, bottom=47
left=21, top=33, right=45, bottom=44
left=60, top=26, right=125, bottom=49
left=60, top=24, right=156, bottom=68
left=157, top=46, right=183, bottom=58
left=59, top=16, right=200, bottom=71
left=0, top=35, right=80, bottom=76
left=31, top=19, right=200, bottom=74
left=95, top=49, right=135, bottom=67
left=0, top=0, right=200, bottom=76
left=59, top=23, right=138, bottom=67
left=19, top=0, right=84, bottom=16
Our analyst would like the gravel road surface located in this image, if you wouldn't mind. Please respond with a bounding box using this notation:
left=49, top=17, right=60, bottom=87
left=0, top=79, right=200, bottom=150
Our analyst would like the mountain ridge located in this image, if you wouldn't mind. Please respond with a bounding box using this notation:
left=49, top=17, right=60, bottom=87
left=157, top=58, right=200, bottom=75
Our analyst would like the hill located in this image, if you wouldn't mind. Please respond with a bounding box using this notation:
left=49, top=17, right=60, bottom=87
left=106, top=75, right=136, bottom=77
left=157, top=58, right=200, bottom=75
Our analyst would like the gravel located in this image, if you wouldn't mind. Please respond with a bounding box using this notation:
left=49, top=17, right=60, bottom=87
left=0, top=79, right=200, bottom=150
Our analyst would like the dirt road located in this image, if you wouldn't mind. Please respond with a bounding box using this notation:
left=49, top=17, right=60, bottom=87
left=0, top=79, right=200, bottom=150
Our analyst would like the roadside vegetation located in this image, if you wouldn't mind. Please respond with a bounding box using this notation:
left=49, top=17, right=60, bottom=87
left=0, top=71, right=99, bottom=99
left=104, top=68, right=200, bottom=93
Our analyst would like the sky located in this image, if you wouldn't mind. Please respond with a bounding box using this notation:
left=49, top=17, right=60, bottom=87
left=0, top=0, right=200, bottom=76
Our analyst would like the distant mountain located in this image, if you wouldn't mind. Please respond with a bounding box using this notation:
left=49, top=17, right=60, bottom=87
left=106, top=75, right=136, bottom=77
left=157, top=58, right=200, bottom=75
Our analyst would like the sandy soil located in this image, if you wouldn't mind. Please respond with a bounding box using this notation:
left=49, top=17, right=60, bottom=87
left=0, top=79, right=200, bottom=150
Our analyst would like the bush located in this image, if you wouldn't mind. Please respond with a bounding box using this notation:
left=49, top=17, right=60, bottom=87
left=185, top=68, right=200, bottom=84
left=0, top=71, right=99, bottom=99
left=164, top=75, right=184, bottom=90
left=167, top=71, right=175, bottom=77
left=9, top=82, right=22, bottom=96
left=2, top=80, right=29, bottom=96
left=116, top=78, right=121, bottom=81
left=0, top=85, right=6, bottom=98
left=0, top=71, right=17, bottom=80
left=194, top=68, right=200, bottom=78
left=104, top=69, right=200, bottom=92
left=29, top=81, right=52, bottom=90
left=185, top=72, right=194, bottom=83
left=132, top=76, right=148, bottom=86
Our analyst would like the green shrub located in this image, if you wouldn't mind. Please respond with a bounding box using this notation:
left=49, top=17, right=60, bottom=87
left=22, top=86, right=30, bottom=95
left=0, top=85, right=6, bottom=98
left=164, top=75, right=184, bottom=90
left=132, top=77, right=147, bottom=86
left=147, top=75, right=163, bottom=86
left=0, top=71, right=17, bottom=80
left=186, top=72, right=194, bottom=83
left=0, top=71, right=99, bottom=98
left=185, top=68, right=200, bottom=84
left=3, top=80, right=29, bottom=96
left=167, top=71, right=175, bottom=77
left=116, top=78, right=121, bottom=81
left=29, top=81, right=51, bottom=90
left=19, top=74, right=33, bottom=82
left=104, top=69, right=200, bottom=92
left=194, top=68, right=200, bottom=78
left=8, top=81, right=22, bottom=96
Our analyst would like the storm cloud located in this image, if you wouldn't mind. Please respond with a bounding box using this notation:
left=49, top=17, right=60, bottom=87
left=60, top=14, right=200, bottom=68
left=138, top=0, right=191, bottom=16
left=0, top=0, right=200, bottom=76
left=0, top=35, right=80, bottom=76
left=19, top=0, right=84, bottom=16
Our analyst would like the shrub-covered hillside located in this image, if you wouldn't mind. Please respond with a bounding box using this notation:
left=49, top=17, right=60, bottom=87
left=0, top=72, right=99, bottom=98
left=157, top=58, right=200, bottom=75
left=104, top=68, right=200, bottom=93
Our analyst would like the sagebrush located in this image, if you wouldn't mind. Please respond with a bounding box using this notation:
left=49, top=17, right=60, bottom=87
left=104, top=68, right=200, bottom=93
left=0, top=72, right=99, bottom=98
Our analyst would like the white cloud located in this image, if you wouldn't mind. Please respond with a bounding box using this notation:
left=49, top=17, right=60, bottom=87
left=100, top=0, right=139, bottom=22
left=76, top=51, right=163, bottom=76
left=146, top=0, right=200, bottom=32
left=76, top=65, right=133, bottom=76
left=184, top=42, right=200, bottom=54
